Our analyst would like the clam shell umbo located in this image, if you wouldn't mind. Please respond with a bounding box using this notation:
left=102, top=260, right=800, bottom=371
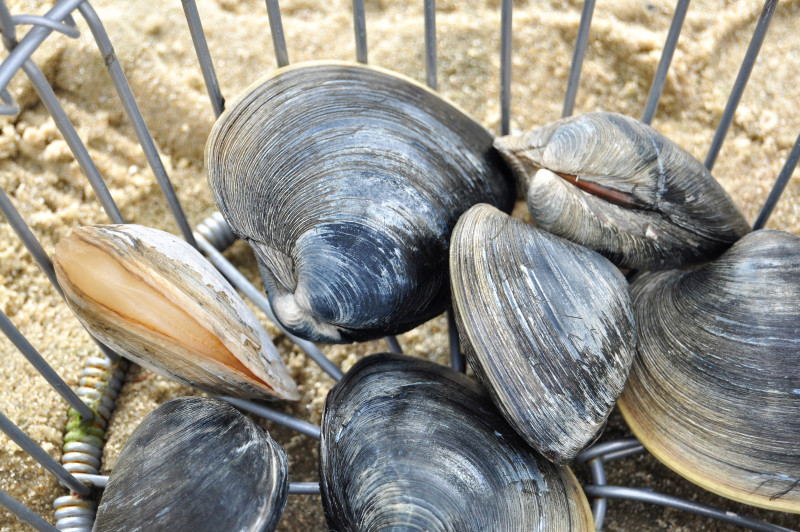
left=619, top=230, right=800, bottom=513
left=450, top=204, right=636, bottom=464
left=494, top=112, right=751, bottom=270
left=95, top=396, right=289, bottom=531
left=320, top=352, right=595, bottom=531
left=206, top=60, right=515, bottom=343
left=53, top=224, right=299, bottom=400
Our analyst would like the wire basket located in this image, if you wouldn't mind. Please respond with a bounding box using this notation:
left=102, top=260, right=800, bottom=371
left=0, top=0, right=799, bottom=530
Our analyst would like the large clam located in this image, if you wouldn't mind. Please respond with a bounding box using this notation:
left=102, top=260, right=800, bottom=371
left=53, top=224, right=299, bottom=400
left=618, top=230, right=800, bottom=513
left=320, top=352, right=595, bottom=531
left=494, top=112, right=751, bottom=270
left=450, top=203, right=636, bottom=464
left=205, top=60, right=515, bottom=343
left=95, top=396, right=289, bottom=531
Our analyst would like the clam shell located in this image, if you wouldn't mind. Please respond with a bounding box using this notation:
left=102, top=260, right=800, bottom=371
left=618, top=230, right=800, bottom=513
left=94, top=397, right=289, bottom=531
left=206, top=60, right=514, bottom=343
left=320, top=352, right=595, bottom=531
left=53, top=224, right=299, bottom=400
left=450, top=203, right=636, bottom=464
left=494, top=112, right=751, bottom=270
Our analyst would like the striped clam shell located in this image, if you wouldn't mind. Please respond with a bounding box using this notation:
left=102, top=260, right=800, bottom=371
left=95, top=397, right=289, bottom=532
left=619, top=230, right=800, bottom=513
left=450, top=203, right=636, bottom=464
left=320, top=353, right=595, bottom=531
left=206, top=61, right=514, bottom=343
left=494, top=112, right=750, bottom=270
left=53, top=224, right=299, bottom=400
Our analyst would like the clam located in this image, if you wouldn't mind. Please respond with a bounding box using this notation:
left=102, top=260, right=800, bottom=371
left=618, top=230, right=800, bottom=513
left=95, top=396, right=289, bottom=531
left=450, top=203, right=636, bottom=464
left=320, top=352, right=595, bottom=531
left=53, top=224, right=299, bottom=400
left=494, top=112, right=751, bottom=270
left=205, top=60, right=515, bottom=343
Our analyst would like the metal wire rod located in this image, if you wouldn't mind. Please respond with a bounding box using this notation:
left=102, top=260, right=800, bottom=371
left=583, top=485, right=797, bottom=532
left=194, top=232, right=344, bottom=381
left=265, top=0, right=289, bottom=67
left=0, top=187, right=60, bottom=293
left=499, top=0, right=512, bottom=136
left=181, top=0, right=224, bottom=118
left=0, top=186, right=119, bottom=362
left=77, top=2, right=197, bottom=248
left=289, top=482, right=321, bottom=495
left=586, top=457, right=607, bottom=530
left=21, top=60, right=124, bottom=223
left=0, top=309, right=94, bottom=421
left=447, top=309, right=465, bottom=373
left=704, top=0, right=777, bottom=171
left=602, top=444, right=646, bottom=462
left=71, top=474, right=107, bottom=489
left=0, top=410, right=90, bottom=495
left=0, top=0, right=84, bottom=98
left=424, top=0, right=436, bottom=90
left=384, top=335, right=402, bottom=354
left=0, top=87, right=18, bottom=114
left=575, top=437, right=642, bottom=463
left=11, top=14, right=79, bottom=38
left=0, top=490, right=59, bottom=532
left=753, top=130, right=800, bottom=230
left=352, top=0, right=367, bottom=64
left=562, top=0, right=595, bottom=118
left=221, top=396, right=321, bottom=440
left=641, top=0, right=689, bottom=125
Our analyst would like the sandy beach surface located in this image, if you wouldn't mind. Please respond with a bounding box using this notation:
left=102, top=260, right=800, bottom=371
left=1, top=0, right=800, bottom=530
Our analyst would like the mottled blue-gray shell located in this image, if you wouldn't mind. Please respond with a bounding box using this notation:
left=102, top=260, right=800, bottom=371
left=320, top=353, right=595, bottom=531
left=494, top=112, right=750, bottom=270
left=206, top=61, right=514, bottom=343
left=95, top=397, right=289, bottom=532
left=450, top=204, right=636, bottom=464
left=619, top=230, right=800, bottom=513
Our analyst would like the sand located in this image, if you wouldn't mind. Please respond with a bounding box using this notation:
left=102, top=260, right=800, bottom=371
left=1, top=0, right=799, bottom=530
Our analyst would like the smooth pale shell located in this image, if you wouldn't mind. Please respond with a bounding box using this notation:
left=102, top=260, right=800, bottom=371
left=450, top=204, right=636, bottom=463
left=53, top=224, right=299, bottom=400
left=494, top=112, right=750, bottom=270
left=206, top=60, right=514, bottom=343
left=95, top=397, right=289, bottom=531
left=619, top=230, right=800, bottom=513
left=320, top=352, right=595, bottom=531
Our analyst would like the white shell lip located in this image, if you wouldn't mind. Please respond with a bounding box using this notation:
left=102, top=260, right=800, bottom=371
left=53, top=224, right=300, bottom=401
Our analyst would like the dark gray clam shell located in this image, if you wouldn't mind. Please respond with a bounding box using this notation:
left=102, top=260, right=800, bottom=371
left=320, top=352, right=595, bottom=531
left=619, top=230, right=800, bottom=513
left=206, top=61, right=514, bottom=343
left=494, top=112, right=750, bottom=270
left=450, top=204, right=636, bottom=464
left=95, top=397, right=289, bottom=532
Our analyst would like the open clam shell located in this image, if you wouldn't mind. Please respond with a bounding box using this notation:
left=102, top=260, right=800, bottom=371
left=494, top=112, right=750, bottom=270
left=618, top=230, right=800, bottom=513
left=95, top=397, right=289, bottom=531
left=206, top=60, right=514, bottom=343
left=450, top=204, right=636, bottom=464
left=53, top=224, right=299, bottom=400
left=320, top=352, right=595, bottom=531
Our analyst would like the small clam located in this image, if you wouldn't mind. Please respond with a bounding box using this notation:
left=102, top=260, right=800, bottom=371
left=450, top=204, right=636, bottom=464
left=320, top=352, right=595, bottom=531
left=618, top=230, right=800, bottom=512
left=95, top=396, right=289, bottom=531
left=494, top=112, right=751, bottom=270
left=206, top=60, right=514, bottom=343
left=53, top=224, right=299, bottom=400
